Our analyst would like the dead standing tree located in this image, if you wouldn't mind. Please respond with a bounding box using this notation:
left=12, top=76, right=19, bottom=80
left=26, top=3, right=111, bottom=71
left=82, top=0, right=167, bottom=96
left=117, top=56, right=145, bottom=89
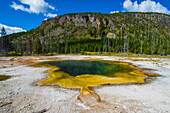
left=1, top=27, right=6, bottom=37
left=0, top=27, right=10, bottom=54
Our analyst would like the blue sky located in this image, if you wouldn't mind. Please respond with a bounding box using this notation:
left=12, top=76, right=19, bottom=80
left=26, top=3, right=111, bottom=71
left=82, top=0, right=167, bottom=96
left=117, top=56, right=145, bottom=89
left=0, top=0, right=170, bottom=36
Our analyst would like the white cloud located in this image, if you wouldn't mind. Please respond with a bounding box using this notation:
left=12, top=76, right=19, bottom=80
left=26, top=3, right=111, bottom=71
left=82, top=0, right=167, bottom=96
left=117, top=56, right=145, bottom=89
left=11, top=0, right=55, bottom=14
left=123, top=0, right=170, bottom=14
left=110, top=11, right=119, bottom=14
left=44, top=13, right=58, bottom=18
left=0, top=23, right=26, bottom=37
left=44, top=18, right=48, bottom=21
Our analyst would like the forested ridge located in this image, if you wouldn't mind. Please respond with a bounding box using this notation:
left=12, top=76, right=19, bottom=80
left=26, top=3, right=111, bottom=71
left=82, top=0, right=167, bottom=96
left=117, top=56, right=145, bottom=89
left=0, top=12, right=170, bottom=56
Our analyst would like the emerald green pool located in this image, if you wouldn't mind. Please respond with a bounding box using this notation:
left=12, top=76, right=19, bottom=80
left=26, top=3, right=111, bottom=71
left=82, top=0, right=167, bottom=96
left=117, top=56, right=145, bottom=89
left=44, top=60, right=125, bottom=77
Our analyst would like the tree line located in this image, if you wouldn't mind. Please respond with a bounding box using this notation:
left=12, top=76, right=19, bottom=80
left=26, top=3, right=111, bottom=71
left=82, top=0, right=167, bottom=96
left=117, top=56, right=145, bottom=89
left=1, top=15, right=170, bottom=56
left=10, top=28, right=170, bottom=56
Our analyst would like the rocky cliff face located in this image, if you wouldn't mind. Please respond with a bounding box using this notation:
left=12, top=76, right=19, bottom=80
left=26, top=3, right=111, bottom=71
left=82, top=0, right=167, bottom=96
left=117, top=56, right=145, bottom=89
left=40, top=13, right=170, bottom=29
left=126, top=13, right=170, bottom=26
left=10, top=12, right=169, bottom=43
left=29, top=12, right=168, bottom=41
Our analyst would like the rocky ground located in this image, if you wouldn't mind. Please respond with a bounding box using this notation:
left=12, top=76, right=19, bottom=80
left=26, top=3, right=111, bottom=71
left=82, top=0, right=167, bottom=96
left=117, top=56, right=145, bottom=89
left=0, top=55, right=170, bottom=113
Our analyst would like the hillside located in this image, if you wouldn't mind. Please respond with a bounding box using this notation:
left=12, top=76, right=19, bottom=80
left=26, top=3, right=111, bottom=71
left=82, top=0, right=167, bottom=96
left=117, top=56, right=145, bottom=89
left=1, top=12, right=170, bottom=55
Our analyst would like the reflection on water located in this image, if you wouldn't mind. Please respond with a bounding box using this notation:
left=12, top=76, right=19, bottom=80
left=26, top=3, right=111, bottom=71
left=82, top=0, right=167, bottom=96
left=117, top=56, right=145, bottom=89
left=0, top=75, right=11, bottom=81
left=46, top=60, right=124, bottom=77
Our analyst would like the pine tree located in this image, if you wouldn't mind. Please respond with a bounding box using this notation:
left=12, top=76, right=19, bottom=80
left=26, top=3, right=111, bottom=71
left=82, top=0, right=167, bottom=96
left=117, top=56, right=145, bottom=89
left=33, top=36, right=42, bottom=54
left=0, top=27, right=8, bottom=54
left=42, top=37, right=46, bottom=55
left=1, top=27, right=6, bottom=37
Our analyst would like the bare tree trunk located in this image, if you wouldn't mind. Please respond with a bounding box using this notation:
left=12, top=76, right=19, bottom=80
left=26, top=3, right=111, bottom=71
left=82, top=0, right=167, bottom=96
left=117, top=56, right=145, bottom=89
left=65, top=38, right=67, bottom=54
left=108, top=37, right=110, bottom=53
left=151, top=33, right=153, bottom=55
left=160, top=38, right=162, bottom=55
left=103, top=37, right=105, bottom=52
left=127, top=38, right=129, bottom=54
left=32, top=36, right=35, bottom=55
left=18, top=41, right=23, bottom=55
left=124, top=38, right=126, bottom=53
left=148, top=21, right=150, bottom=42
left=57, top=38, right=60, bottom=53
left=121, top=27, right=123, bottom=53
left=140, top=32, right=142, bottom=54
left=50, top=36, right=54, bottom=55
left=27, top=39, right=33, bottom=54
left=115, top=39, right=118, bottom=53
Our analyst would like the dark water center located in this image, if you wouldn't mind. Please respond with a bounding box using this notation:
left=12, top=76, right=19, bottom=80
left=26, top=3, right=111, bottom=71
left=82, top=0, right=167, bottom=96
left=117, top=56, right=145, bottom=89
left=46, top=60, right=124, bottom=77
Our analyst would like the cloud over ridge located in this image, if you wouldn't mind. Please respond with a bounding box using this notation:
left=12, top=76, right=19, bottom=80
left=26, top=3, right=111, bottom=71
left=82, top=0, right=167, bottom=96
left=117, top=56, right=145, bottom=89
left=0, top=23, right=26, bottom=37
left=123, top=0, right=170, bottom=14
left=44, top=13, right=58, bottom=18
